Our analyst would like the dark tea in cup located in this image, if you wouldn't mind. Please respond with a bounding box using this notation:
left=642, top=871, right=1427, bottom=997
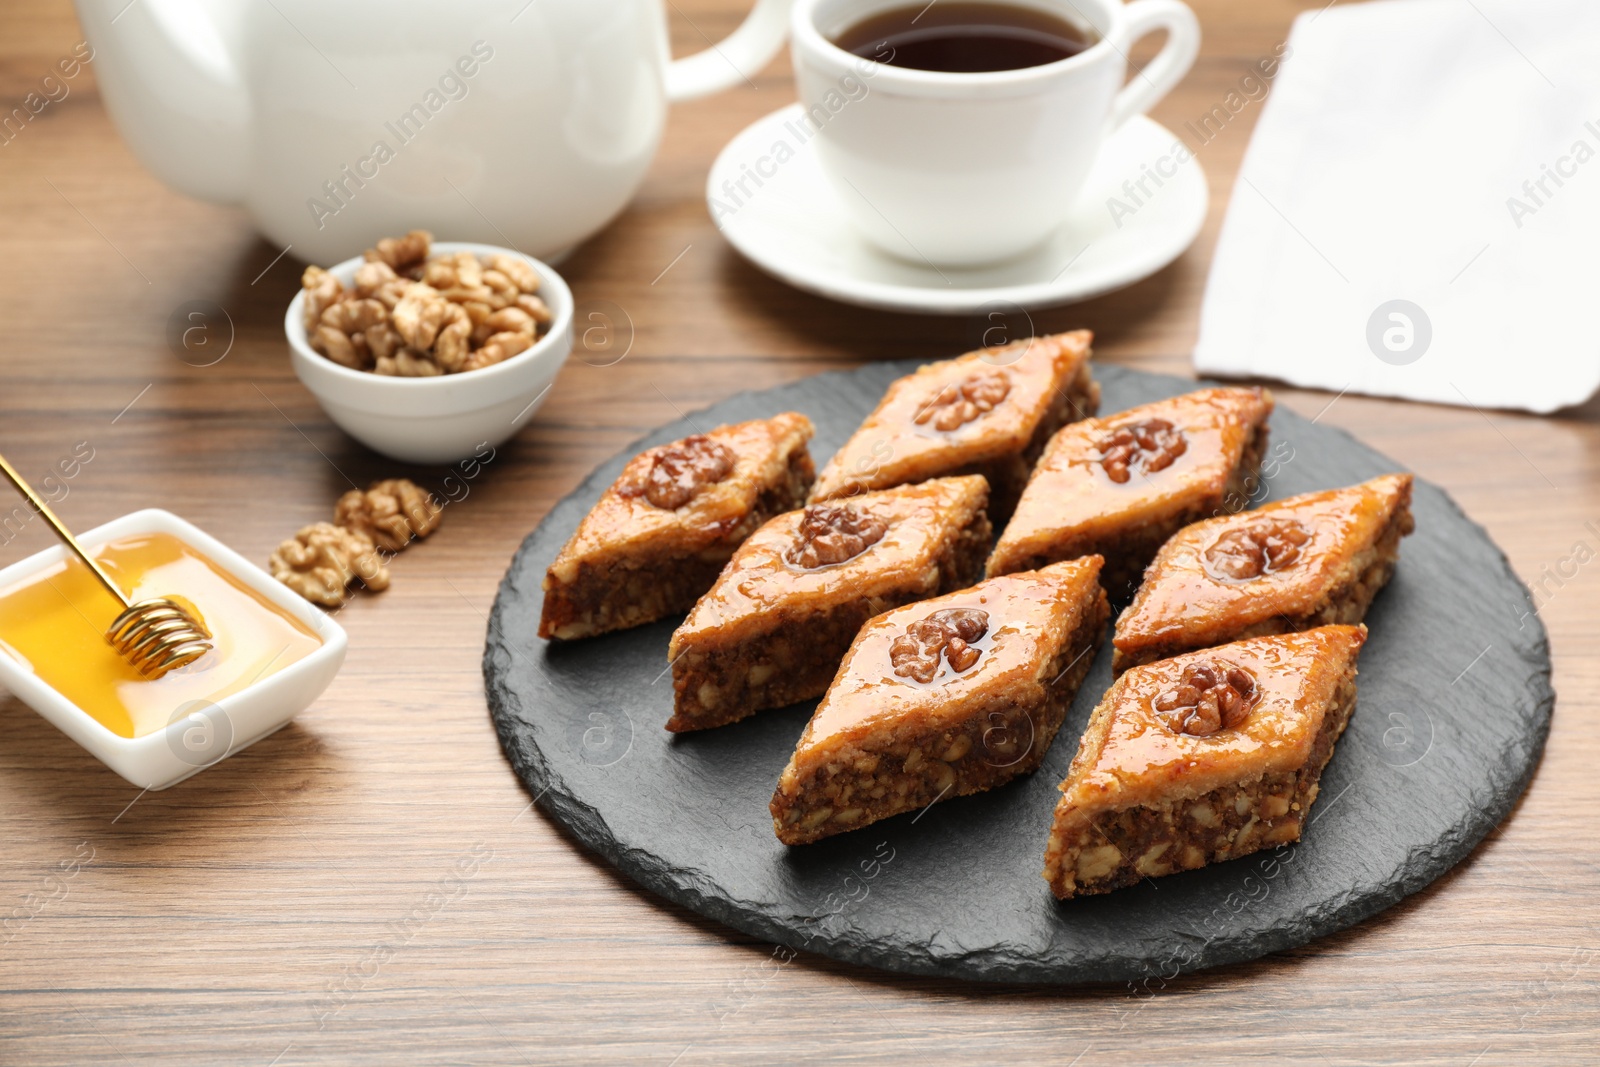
left=834, top=2, right=1096, bottom=73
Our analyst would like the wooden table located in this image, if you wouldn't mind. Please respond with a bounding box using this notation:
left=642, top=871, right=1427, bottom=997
left=2, top=2, right=1595, bottom=1063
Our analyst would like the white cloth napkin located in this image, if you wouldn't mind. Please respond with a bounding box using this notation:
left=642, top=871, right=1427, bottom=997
left=1193, top=0, right=1600, bottom=413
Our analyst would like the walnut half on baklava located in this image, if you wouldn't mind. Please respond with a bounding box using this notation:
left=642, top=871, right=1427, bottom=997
left=988, top=387, right=1274, bottom=598
left=809, top=330, right=1099, bottom=520
left=1043, top=624, right=1367, bottom=899
left=770, top=557, right=1108, bottom=845
left=666, top=476, right=993, bottom=732
left=1111, top=474, right=1414, bottom=673
left=538, top=414, right=815, bottom=640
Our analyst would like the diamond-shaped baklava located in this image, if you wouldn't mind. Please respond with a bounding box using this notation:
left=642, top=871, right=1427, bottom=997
left=769, top=557, right=1108, bottom=845
left=667, top=476, right=993, bottom=732
left=809, top=330, right=1099, bottom=520
left=1043, top=624, right=1366, bottom=899
left=988, top=387, right=1274, bottom=598
left=538, top=414, right=815, bottom=640
left=1111, top=474, right=1414, bottom=673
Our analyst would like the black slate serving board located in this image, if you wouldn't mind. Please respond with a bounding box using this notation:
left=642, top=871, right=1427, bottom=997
left=484, top=363, right=1553, bottom=984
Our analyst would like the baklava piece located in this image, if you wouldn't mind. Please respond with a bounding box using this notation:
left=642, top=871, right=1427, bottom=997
left=1044, top=625, right=1366, bottom=899
left=770, top=557, right=1109, bottom=845
left=538, top=414, right=815, bottom=640
left=988, top=387, right=1274, bottom=597
left=810, top=330, right=1099, bottom=520
left=1111, top=474, right=1414, bottom=673
left=667, top=476, right=993, bottom=732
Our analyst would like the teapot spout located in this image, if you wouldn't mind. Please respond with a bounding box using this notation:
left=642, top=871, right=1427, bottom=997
left=74, top=0, right=249, bottom=204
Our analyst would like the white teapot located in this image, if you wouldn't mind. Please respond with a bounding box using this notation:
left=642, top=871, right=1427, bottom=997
left=76, top=0, right=791, bottom=262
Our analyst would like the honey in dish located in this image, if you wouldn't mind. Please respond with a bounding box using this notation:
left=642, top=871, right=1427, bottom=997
left=0, top=532, right=322, bottom=739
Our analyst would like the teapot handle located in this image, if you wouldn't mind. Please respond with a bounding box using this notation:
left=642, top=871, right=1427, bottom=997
left=665, top=0, right=792, bottom=102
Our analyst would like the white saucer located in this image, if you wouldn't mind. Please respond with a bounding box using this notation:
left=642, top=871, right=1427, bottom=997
left=708, top=105, right=1207, bottom=315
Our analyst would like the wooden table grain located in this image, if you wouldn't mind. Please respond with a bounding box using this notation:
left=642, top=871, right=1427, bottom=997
left=2, top=2, right=1596, bottom=1063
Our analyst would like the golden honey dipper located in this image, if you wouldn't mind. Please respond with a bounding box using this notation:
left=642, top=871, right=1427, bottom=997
left=0, top=451, right=212, bottom=679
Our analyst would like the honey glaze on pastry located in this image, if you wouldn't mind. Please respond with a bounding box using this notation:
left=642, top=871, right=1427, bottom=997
left=1044, top=625, right=1367, bottom=899
left=539, top=414, right=816, bottom=640
left=811, top=330, right=1099, bottom=520
left=1111, top=474, right=1414, bottom=672
left=667, top=476, right=991, bottom=731
left=769, top=557, right=1108, bottom=845
left=988, top=387, right=1273, bottom=598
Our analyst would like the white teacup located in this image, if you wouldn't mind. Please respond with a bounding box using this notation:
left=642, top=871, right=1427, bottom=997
left=790, top=0, right=1200, bottom=267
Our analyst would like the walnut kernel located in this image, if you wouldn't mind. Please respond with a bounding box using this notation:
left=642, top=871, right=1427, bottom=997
left=422, top=250, right=484, bottom=291
left=374, top=349, right=442, bottom=377
left=633, top=435, right=737, bottom=510
left=913, top=371, right=1011, bottom=432
left=516, top=293, right=554, bottom=326
left=392, top=283, right=453, bottom=350
left=432, top=308, right=474, bottom=373
left=1204, top=520, right=1312, bottom=581
left=472, top=307, right=536, bottom=346
left=1153, top=661, right=1260, bottom=735
left=301, top=266, right=345, bottom=334
left=335, top=478, right=444, bottom=553
left=889, top=607, right=990, bottom=684
left=314, top=324, right=370, bottom=370
left=785, top=504, right=889, bottom=569
left=321, top=298, right=387, bottom=336
left=353, top=259, right=398, bottom=295
left=365, top=322, right=403, bottom=362
left=269, top=522, right=390, bottom=606
left=460, top=329, right=531, bottom=372
left=487, top=252, right=540, bottom=294
left=365, top=229, right=431, bottom=271
left=1098, top=418, right=1187, bottom=484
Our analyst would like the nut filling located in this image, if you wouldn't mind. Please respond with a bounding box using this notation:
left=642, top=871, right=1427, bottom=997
left=1204, top=519, right=1311, bottom=581
left=1153, top=661, right=1260, bottom=736
left=912, top=371, right=1011, bottom=432
left=1097, top=418, right=1187, bottom=483
left=785, top=504, right=888, bottom=569
left=632, top=435, right=737, bottom=510
left=890, top=608, right=989, bottom=684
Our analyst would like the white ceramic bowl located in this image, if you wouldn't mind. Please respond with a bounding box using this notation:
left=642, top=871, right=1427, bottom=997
left=285, top=242, right=575, bottom=464
left=0, top=509, right=347, bottom=790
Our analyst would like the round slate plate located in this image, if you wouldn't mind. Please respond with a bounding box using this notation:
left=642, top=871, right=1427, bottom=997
left=484, top=363, right=1553, bottom=984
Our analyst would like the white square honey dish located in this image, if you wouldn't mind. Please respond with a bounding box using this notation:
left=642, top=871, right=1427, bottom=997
left=0, top=509, right=347, bottom=790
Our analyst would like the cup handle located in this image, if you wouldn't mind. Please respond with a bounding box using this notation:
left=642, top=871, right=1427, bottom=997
left=1105, top=0, right=1201, bottom=131
left=665, top=0, right=793, bottom=102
